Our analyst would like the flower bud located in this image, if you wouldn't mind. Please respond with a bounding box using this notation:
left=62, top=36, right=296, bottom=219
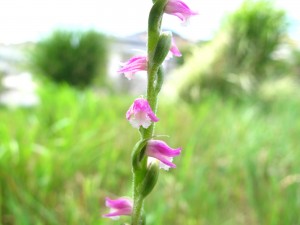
left=152, top=32, right=172, bottom=66
left=148, top=0, right=169, bottom=52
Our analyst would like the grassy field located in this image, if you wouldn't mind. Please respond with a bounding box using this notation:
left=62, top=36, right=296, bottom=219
left=1, top=83, right=300, bottom=225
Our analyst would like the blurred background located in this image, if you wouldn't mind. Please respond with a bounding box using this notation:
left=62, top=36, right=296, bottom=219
left=1, top=0, right=300, bottom=224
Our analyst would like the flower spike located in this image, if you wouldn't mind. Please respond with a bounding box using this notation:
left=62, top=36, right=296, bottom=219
left=126, top=98, right=159, bottom=129
left=103, top=197, right=133, bottom=220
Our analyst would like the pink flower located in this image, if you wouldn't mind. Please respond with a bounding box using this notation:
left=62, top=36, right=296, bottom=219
left=117, top=55, right=147, bottom=80
left=169, top=38, right=182, bottom=57
left=126, top=98, right=159, bottom=129
left=102, top=197, right=133, bottom=220
left=146, top=140, right=182, bottom=170
left=165, top=0, right=198, bottom=22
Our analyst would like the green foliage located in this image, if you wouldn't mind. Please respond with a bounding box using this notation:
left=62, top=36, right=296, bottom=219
left=176, top=0, right=288, bottom=102
left=225, top=0, right=287, bottom=76
left=290, top=48, right=300, bottom=76
left=30, top=30, right=108, bottom=88
left=1, top=83, right=300, bottom=225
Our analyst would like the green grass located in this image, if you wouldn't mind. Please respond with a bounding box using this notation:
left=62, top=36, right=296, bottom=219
left=1, top=83, right=300, bottom=225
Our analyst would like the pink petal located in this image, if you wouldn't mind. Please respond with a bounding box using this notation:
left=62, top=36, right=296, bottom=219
left=165, top=0, right=198, bottom=22
left=146, top=140, right=182, bottom=169
left=117, top=56, right=147, bottom=79
left=105, top=197, right=132, bottom=208
left=103, top=197, right=133, bottom=219
left=170, top=38, right=182, bottom=57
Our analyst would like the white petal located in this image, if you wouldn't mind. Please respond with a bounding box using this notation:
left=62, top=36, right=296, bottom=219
left=125, top=73, right=134, bottom=80
left=147, top=157, right=158, bottom=166
left=110, top=216, right=120, bottom=220
left=129, top=118, right=142, bottom=128
left=136, top=113, right=151, bottom=128
left=141, top=119, right=151, bottom=128
left=159, top=162, right=171, bottom=171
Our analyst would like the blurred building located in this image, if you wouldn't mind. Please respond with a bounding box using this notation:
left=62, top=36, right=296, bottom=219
left=0, top=31, right=192, bottom=107
left=0, top=43, right=38, bottom=107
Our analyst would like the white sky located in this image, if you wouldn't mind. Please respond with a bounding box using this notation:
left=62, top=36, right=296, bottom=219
left=0, top=0, right=299, bottom=44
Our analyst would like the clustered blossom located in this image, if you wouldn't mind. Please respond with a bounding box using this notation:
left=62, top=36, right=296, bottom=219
left=117, top=0, right=198, bottom=79
left=146, top=140, right=182, bottom=170
left=126, top=98, right=159, bottom=129
left=102, top=197, right=133, bottom=220
left=165, top=0, right=198, bottom=22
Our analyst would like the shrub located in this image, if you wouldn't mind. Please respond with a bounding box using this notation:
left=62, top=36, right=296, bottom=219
left=224, top=0, right=287, bottom=77
left=175, top=0, right=288, bottom=102
left=291, top=49, right=300, bottom=77
left=30, top=30, right=108, bottom=88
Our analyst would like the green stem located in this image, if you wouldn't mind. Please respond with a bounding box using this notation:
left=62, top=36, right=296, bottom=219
left=144, top=64, right=160, bottom=139
left=131, top=0, right=167, bottom=224
left=131, top=64, right=159, bottom=225
left=131, top=176, right=144, bottom=225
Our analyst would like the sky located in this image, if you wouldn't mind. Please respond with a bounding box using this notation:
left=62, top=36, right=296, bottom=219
left=0, top=0, right=299, bottom=44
